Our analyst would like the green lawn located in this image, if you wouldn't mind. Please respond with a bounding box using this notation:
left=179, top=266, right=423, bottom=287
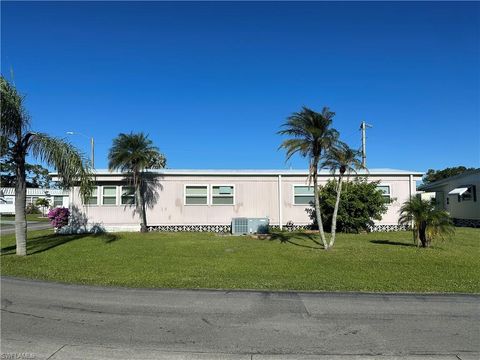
left=1, top=228, right=479, bottom=293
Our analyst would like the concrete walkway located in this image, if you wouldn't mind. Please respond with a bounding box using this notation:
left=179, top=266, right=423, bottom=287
left=1, top=277, right=478, bottom=359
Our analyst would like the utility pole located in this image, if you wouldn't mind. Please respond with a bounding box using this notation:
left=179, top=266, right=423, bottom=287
left=360, top=121, right=372, bottom=167
left=90, top=137, right=95, bottom=169
left=67, top=131, right=95, bottom=168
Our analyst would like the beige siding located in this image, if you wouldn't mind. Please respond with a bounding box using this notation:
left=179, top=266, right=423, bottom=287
left=432, top=173, right=480, bottom=220
left=152, top=176, right=280, bottom=224
left=70, top=187, right=140, bottom=226
left=70, top=173, right=418, bottom=228
left=280, top=175, right=415, bottom=225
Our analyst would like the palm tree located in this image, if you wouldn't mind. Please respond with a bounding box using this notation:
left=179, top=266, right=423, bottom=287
left=108, top=132, right=166, bottom=233
left=35, top=197, right=50, bottom=217
left=278, top=106, right=339, bottom=249
left=399, top=197, right=454, bottom=248
left=322, top=144, right=365, bottom=248
left=0, top=76, right=93, bottom=256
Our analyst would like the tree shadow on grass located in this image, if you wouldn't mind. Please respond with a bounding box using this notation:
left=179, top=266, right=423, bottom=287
left=1, top=232, right=119, bottom=256
left=370, top=239, right=416, bottom=247
left=269, top=231, right=324, bottom=250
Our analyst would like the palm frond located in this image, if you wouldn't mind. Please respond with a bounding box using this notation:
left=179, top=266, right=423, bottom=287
left=0, top=135, right=13, bottom=158
left=147, top=152, right=167, bottom=169
left=278, top=106, right=340, bottom=163
left=398, top=197, right=455, bottom=243
left=29, top=133, right=94, bottom=202
left=426, top=210, right=454, bottom=242
left=0, top=76, right=30, bottom=139
left=278, top=139, right=312, bottom=161
left=322, top=143, right=365, bottom=177
left=108, top=132, right=165, bottom=172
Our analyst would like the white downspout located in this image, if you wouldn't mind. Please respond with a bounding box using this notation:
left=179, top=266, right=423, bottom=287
left=278, top=174, right=283, bottom=230
left=409, top=174, right=414, bottom=199
left=409, top=174, right=414, bottom=241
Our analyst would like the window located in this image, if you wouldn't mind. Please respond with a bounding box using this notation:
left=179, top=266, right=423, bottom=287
left=293, top=186, right=315, bottom=205
left=461, top=188, right=473, bottom=201
left=27, top=196, right=39, bottom=205
left=121, top=186, right=135, bottom=205
left=53, top=196, right=63, bottom=207
left=185, top=185, right=208, bottom=205
left=3, top=196, right=13, bottom=204
left=448, top=185, right=477, bottom=202
left=212, top=185, right=234, bottom=205
left=102, top=186, right=117, bottom=205
left=86, top=187, right=98, bottom=205
left=377, top=185, right=391, bottom=202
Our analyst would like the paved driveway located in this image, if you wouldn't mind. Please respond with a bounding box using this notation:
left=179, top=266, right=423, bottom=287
left=1, top=277, right=478, bottom=359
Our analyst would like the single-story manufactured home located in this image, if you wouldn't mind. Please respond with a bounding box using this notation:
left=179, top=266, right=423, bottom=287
left=0, top=187, right=70, bottom=215
left=418, top=169, right=480, bottom=227
left=60, top=168, right=422, bottom=232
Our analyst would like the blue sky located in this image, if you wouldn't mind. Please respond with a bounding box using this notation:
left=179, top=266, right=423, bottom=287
left=2, top=1, right=479, bottom=172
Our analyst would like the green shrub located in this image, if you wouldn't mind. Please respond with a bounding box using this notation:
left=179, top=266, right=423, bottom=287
left=307, top=178, right=388, bottom=233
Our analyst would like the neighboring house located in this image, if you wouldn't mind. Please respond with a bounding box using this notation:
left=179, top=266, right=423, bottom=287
left=418, top=169, right=480, bottom=227
left=0, top=187, right=70, bottom=215
left=416, top=191, right=436, bottom=203
left=57, top=168, right=422, bottom=232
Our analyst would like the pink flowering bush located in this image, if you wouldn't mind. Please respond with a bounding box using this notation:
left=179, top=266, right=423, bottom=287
left=47, top=207, right=70, bottom=229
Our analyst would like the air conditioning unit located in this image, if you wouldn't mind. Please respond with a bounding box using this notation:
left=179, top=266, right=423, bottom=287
left=231, top=218, right=269, bottom=235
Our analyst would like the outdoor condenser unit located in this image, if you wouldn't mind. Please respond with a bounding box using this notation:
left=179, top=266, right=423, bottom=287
left=231, top=218, right=269, bottom=235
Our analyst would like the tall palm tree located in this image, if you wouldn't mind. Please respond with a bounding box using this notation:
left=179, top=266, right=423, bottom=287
left=399, top=197, right=454, bottom=248
left=322, top=144, right=365, bottom=248
left=0, top=76, right=93, bottom=256
left=108, top=132, right=166, bottom=233
left=278, top=106, right=339, bottom=249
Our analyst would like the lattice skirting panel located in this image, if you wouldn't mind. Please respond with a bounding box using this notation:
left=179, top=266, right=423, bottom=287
left=148, top=225, right=232, bottom=233
left=270, top=225, right=313, bottom=232
left=452, top=218, right=480, bottom=228
left=147, top=224, right=312, bottom=233
left=368, top=224, right=411, bottom=232
left=148, top=224, right=410, bottom=233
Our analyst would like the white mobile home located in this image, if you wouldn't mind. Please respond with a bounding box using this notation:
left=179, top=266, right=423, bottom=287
left=0, top=187, right=70, bottom=215
left=62, top=168, right=422, bottom=232
left=418, top=169, right=480, bottom=227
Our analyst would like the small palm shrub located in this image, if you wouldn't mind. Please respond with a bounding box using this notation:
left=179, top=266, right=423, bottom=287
left=399, top=197, right=454, bottom=247
left=35, top=198, right=50, bottom=216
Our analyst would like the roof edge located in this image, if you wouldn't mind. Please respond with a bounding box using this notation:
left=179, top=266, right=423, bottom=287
left=50, top=168, right=424, bottom=177
left=418, top=169, right=480, bottom=191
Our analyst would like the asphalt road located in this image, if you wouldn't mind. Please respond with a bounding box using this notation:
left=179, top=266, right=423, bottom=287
left=1, top=221, right=51, bottom=236
left=1, top=277, right=478, bottom=360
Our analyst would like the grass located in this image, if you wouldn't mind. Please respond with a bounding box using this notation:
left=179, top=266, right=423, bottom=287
left=1, top=228, right=479, bottom=293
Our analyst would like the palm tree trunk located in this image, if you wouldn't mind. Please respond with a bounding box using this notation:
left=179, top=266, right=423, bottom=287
left=312, top=163, right=328, bottom=249
left=140, top=185, right=148, bottom=232
left=329, top=175, right=343, bottom=248
left=419, top=221, right=427, bottom=247
left=15, top=156, right=27, bottom=256
left=134, top=179, right=147, bottom=232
